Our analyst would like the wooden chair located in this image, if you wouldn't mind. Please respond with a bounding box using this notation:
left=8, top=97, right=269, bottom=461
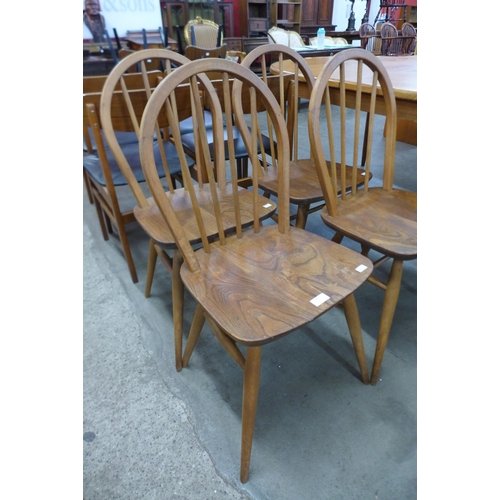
left=139, top=57, right=373, bottom=483
left=380, top=22, right=399, bottom=56
left=184, top=16, right=222, bottom=48
left=267, top=26, right=306, bottom=48
left=184, top=44, right=227, bottom=61
left=359, top=22, right=380, bottom=53
left=240, top=44, right=369, bottom=230
left=100, top=49, right=276, bottom=371
left=308, top=48, right=417, bottom=385
left=180, top=60, right=281, bottom=183
left=401, top=22, right=417, bottom=55
left=309, top=36, right=348, bottom=47
left=83, top=71, right=164, bottom=204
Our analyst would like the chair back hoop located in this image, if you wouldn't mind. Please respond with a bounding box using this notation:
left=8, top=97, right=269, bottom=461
left=359, top=22, right=376, bottom=50
left=100, top=48, right=192, bottom=205
left=380, top=22, right=399, bottom=55
left=140, top=58, right=291, bottom=271
left=240, top=44, right=315, bottom=160
left=308, top=49, right=397, bottom=216
left=401, top=22, right=417, bottom=54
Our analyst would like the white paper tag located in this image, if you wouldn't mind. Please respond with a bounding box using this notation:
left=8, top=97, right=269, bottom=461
left=310, top=293, right=330, bottom=307
left=263, top=203, right=273, bottom=208
left=355, top=264, right=368, bottom=273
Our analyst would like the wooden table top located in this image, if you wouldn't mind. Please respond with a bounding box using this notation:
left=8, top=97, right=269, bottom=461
left=273, top=55, right=417, bottom=103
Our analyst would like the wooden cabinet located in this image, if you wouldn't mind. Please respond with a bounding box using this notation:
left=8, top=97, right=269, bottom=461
left=301, top=0, right=332, bottom=27
left=248, top=0, right=270, bottom=37
left=160, top=0, right=236, bottom=40
left=299, top=0, right=335, bottom=36
left=270, top=0, right=302, bottom=32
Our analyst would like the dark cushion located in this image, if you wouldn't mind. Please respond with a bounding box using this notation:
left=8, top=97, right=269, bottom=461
left=178, top=110, right=214, bottom=135
left=83, top=130, right=138, bottom=153
left=181, top=126, right=274, bottom=160
left=83, top=139, right=194, bottom=187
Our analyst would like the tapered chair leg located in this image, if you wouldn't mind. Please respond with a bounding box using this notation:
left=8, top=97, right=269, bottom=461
left=182, top=303, right=207, bottom=368
left=295, top=204, right=310, bottom=230
left=172, top=249, right=185, bottom=372
left=343, top=293, right=369, bottom=384
left=145, top=239, right=158, bottom=298
left=113, top=214, right=139, bottom=284
left=370, top=259, right=404, bottom=385
left=90, top=193, right=109, bottom=241
left=83, top=170, right=94, bottom=204
left=240, top=346, right=261, bottom=484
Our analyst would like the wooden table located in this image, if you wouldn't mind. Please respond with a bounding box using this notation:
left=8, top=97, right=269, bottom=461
left=272, top=55, right=416, bottom=121
left=272, top=55, right=417, bottom=144
left=292, top=45, right=357, bottom=58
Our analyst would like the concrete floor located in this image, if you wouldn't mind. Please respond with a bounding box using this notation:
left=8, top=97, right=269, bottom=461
left=83, top=110, right=417, bottom=499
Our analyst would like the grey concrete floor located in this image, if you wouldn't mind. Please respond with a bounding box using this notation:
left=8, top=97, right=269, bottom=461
left=83, top=110, right=417, bottom=499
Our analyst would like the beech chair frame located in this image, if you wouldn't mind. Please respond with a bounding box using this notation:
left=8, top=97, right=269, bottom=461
left=308, top=48, right=417, bottom=385
left=140, top=57, right=373, bottom=483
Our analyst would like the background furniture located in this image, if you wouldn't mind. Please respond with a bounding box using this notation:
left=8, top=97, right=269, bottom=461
left=308, top=48, right=417, bottom=385
left=184, top=16, right=222, bottom=47
left=309, top=36, right=348, bottom=46
left=184, top=44, right=227, bottom=60
left=267, top=26, right=305, bottom=47
left=247, top=0, right=270, bottom=37
left=276, top=55, right=417, bottom=122
left=270, top=0, right=303, bottom=33
left=380, top=21, right=399, bottom=55
left=299, top=0, right=335, bottom=37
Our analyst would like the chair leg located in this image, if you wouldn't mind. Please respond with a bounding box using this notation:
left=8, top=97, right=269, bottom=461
left=343, top=293, right=369, bottom=384
left=172, top=249, right=185, bottom=372
left=182, top=303, right=206, bottom=368
left=370, top=259, right=404, bottom=385
left=113, top=212, right=139, bottom=284
left=83, top=170, right=94, bottom=204
left=104, top=211, right=113, bottom=235
left=145, top=239, right=158, bottom=298
left=92, top=196, right=109, bottom=241
left=240, top=346, right=261, bottom=484
left=295, top=204, right=310, bottom=230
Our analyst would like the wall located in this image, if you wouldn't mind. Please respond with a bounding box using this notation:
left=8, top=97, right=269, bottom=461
left=332, top=0, right=377, bottom=31
left=83, top=0, right=163, bottom=40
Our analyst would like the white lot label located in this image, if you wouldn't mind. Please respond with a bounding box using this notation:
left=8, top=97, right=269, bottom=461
left=310, top=293, right=330, bottom=307
left=355, top=264, right=368, bottom=273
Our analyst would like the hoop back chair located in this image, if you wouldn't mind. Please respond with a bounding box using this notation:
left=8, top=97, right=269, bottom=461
left=308, top=49, right=417, bottom=385
left=380, top=22, right=400, bottom=55
left=101, top=49, right=277, bottom=371
left=240, top=44, right=369, bottom=230
left=184, top=16, right=222, bottom=47
left=267, top=26, right=306, bottom=48
left=140, top=57, right=373, bottom=483
left=359, top=22, right=380, bottom=54
left=83, top=67, right=179, bottom=283
left=401, top=22, right=417, bottom=55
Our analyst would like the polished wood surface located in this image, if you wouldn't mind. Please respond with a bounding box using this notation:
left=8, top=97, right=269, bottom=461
left=274, top=54, right=417, bottom=121
left=140, top=58, right=372, bottom=483
left=241, top=44, right=369, bottom=229
left=99, top=49, right=276, bottom=373
left=308, top=49, right=417, bottom=385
